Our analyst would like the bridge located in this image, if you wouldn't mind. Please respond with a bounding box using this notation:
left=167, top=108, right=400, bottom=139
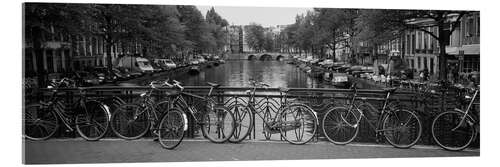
left=25, top=85, right=478, bottom=148
left=226, top=52, right=296, bottom=61
left=24, top=86, right=479, bottom=164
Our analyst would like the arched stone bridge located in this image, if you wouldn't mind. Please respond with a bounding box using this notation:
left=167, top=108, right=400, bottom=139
left=226, top=53, right=294, bottom=61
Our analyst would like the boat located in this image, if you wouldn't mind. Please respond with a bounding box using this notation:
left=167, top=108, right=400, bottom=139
left=188, top=65, right=200, bottom=75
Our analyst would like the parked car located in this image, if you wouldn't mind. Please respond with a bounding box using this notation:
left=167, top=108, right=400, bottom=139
left=153, top=59, right=177, bottom=70
left=112, top=68, right=130, bottom=80
left=190, top=60, right=200, bottom=65
left=319, top=59, right=334, bottom=66
left=117, top=67, right=141, bottom=78
left=116, top=56, right=154, bottom=74
left=90, top=67, right=118, bottom=83
left=164, top=59, right=177, bottom=69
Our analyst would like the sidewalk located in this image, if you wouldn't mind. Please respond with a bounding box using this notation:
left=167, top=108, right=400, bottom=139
left=23, top=139, right=479, bottom=164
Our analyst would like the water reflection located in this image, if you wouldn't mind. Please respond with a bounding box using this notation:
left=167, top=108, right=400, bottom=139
left=170, top=60, right=333, bottom=89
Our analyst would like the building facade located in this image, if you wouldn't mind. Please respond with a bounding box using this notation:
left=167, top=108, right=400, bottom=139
left=24, top=25, right=147, bottom=76
left=446, top=11, right=480, bottom=74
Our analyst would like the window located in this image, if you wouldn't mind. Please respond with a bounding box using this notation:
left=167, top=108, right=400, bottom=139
left=423, top=30, right=428, bottom=51
left=423, top=57, right=428, bottom=69
left=412, top=34, right=416, bottom=54
left=417, top=57, right=421, bottom=69
left=56, top=50, right=63, bottom=72
left=476, top=16, right=480, bottom=36
left=46, top=49, right=54, bottom=73
left=64, top=50, right=70, bottom=71
left=411, top=59, right=415, bottom=69
left=406, top=34, right=411, bottom=54
left=467, top=18, right=474, bottom=37
left=92, top=37, right=97, bottom=56
left=430, top=58, right=434, bottom=74
left=463, top=56, right=480, bottom=73
left=416, top=32, right=420, bottom=50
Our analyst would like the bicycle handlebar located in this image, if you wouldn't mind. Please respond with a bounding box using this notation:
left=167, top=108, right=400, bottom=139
left=48, top=77, right=73, bottom=89
left=248, top=80, right=270, bottom=88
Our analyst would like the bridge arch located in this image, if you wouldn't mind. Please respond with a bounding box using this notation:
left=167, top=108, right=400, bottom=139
left=259, top=54, right=272, bottom=61
left=276, top=55, right=284, bottom=61
left=247, top=54, right=256, bottom=60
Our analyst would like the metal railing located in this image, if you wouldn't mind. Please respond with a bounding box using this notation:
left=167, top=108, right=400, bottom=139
left=24, top=86, right=479, bottom=147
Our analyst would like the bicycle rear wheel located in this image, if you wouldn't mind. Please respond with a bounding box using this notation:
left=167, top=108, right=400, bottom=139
left=322, top=106, right=359, bottom=145
left=76, top=101, right=110, bottom=141
left=431, top=110, right=476, bottom=151
left=279, top=103, right=318, bottom=145
left=111, top=104, right=151, bottom=140
left=23, top=104, right=59, bottom=140
left=382, top=109, right=422, bottom=148
left=201, top=106, right=235, bottom=143
left=228, top=104, right=253, bottom=143
left=158, top=108, right=186, bottom=149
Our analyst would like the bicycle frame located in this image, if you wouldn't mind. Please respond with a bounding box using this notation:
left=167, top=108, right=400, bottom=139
left=245, top=86, right=287, bottom=129
left=135, top=87, right=166, bottom=130
left=451, top=89, right=479, bottom=131
left=344, top=90, right=393, bottom=132
left=169, top=86, right=218, bottom=124
left=43, top=90, right=94, bottom=132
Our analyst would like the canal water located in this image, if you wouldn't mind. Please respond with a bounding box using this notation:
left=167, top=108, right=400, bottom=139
left=121, top=60, right=341, bottom=141
left=168, top=60, right=335, bottom=88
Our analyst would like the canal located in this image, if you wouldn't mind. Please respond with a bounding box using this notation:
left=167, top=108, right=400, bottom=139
left=152, top=60, right=336, bottom=88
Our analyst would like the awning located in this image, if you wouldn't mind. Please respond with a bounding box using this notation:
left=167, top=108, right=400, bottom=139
left=446, top=44, right=480, bottom=55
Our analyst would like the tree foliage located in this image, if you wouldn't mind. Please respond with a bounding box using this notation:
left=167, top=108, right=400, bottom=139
left=244, top=23, right=266, bottom=52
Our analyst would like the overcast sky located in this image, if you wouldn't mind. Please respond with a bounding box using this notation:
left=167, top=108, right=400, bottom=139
left=197, top=6, right=310, bottom=27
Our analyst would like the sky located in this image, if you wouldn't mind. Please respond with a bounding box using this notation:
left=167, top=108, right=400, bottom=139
left=197, top=6, right=310, bottom=27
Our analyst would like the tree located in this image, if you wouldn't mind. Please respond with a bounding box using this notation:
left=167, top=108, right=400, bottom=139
left=263, top=31, right=274, bottom=52
left=206, top=7, right=229, bottom=54
left=356, top=9, right=469, bottom=80
left=24, top=3, right=90, bottom=87
left=244, top=23, right=266, bottom=52
left=85, top=4, right=156, bottom=73
left=177, top=5, right=212, bottom=55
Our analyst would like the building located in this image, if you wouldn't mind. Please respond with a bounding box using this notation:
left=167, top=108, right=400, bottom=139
left=446, top=11, right=480, bottom=75
left=24, top=25, right=148, bottom=77
left=356, top=11, right=481, bottom=80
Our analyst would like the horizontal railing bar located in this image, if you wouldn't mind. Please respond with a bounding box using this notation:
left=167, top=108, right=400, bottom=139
left=37, top=86, right=416, bottom=94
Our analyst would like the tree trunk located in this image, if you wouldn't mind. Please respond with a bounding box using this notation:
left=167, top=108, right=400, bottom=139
left=105, top=39, right=113, bottom=74
left=438, top=23, right=447, bottom=81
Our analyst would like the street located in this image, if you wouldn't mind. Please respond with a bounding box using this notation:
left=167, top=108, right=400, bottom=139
left=23, top=139, right=479, bottom=164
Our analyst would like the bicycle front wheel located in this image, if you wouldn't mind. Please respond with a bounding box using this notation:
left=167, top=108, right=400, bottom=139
left=431, top=110, right=476, bottom=151
left=201, top=106, right=235, bottom=143
left=322, top=106, right=359, bottom=145
left=279, top=103, right=318, bottom=145
left=158, top=108, right=186, bottom=149
left=228, top=104, right=253, bottom=143
left=75, top=101, right=111, bottom=141
left=111, top=104, right=151, bottom=140
left=382, top=109, right=422, bottom=148
left=23, top=104, right=59, bottom=140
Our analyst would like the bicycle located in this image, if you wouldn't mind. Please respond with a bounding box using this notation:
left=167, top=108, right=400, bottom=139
left=228, top=80, right=318, bottom=144
left=161, top=80, right=235, bottom=144
left=23, top=78, right=111, bottom=141
left=110, top=80, right=184, bottom=145
left=321, top=83, right=422, bottom=148
left=431, top=87, right=479, bottom=151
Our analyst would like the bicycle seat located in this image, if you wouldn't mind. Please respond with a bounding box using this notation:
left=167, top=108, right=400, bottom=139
left=207, top=82, right=221, bottom=88
left=383, top=87, right=397, bottom=93
left=279, top=87, right=290, bottom=92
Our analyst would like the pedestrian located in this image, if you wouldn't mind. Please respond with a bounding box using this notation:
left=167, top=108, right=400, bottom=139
left=423, top=68, right=429, bottom=81
left=419, top=70, right=424, bottom=82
